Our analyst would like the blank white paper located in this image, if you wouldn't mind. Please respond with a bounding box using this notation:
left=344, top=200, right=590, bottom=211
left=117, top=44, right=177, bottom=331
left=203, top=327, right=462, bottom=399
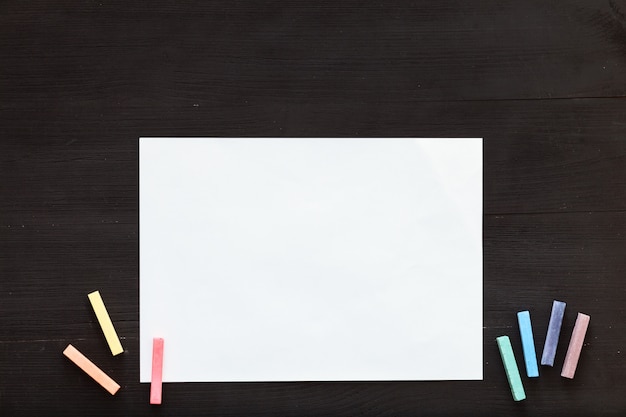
left=139, top=138, right=483, bottom=382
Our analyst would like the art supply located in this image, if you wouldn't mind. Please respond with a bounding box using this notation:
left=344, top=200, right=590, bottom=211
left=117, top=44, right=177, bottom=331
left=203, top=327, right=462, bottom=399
left=541, top=300, right=566, bottom=366
left=517, top=311, right=539, bottom=377
left=496, top=336, right=526, bottom=401
left=150, top=338, right=164, bottom=405
left=561, top=313, right=590, bottom=379
left=63, top=344, right=120, bottom=395
left=88, top=290, right=124, bottom=356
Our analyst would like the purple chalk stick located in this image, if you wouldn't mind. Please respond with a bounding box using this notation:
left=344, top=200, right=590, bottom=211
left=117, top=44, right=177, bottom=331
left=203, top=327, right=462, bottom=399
left=541, top=300, right=566, bottom=366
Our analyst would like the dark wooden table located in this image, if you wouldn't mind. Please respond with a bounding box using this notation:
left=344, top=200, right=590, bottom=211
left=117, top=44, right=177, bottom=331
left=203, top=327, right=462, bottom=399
left=2, top=1, right=625, bottom=415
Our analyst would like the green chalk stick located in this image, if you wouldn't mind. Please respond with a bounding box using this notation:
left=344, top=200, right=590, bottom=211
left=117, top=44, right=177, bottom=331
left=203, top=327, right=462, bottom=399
left=496, top=336, right=526, bottom=401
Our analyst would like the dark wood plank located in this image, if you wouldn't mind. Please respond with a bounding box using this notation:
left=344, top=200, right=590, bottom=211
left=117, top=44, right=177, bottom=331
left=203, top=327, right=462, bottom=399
left=2, top=99, right=626, bottom=219
left=2, top=99, right=626, bottom=343
left=1, top=0, right=626, bottom=105
left=2, top=207, right=625, bottom=415
left=2, top=226, right=626, bottom=417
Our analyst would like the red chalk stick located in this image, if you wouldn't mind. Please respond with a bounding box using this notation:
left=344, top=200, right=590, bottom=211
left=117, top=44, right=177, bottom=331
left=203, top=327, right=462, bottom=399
left=561, top=313, right=590, bottom=379
left=150, top=338, right=164, bottom=404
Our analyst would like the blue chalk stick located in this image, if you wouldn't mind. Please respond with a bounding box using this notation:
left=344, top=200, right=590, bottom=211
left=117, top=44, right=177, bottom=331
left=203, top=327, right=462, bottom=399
left=517, top=311, right=539, bottom=377
left=541, top=300, right=566, bottom=366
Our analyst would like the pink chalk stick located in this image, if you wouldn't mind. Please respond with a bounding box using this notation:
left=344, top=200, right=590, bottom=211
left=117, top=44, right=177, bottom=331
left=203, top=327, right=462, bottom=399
left=150, top=338, right=164, bottom=404
left=561, top=313, right=590, bottom=379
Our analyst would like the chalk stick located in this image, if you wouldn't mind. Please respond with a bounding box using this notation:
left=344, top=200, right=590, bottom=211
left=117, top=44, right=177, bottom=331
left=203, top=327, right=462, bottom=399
left=88, top=290, right=124, bottom=356
left=150, top=338, right=164, bottom=405
left=541, top=300, right=566, bottom=366
left=517, top=310, right=539, bottom=377
left=561, top=312, right=590, bottom=379
left=496, top=336, right=526, bottom=401
left=63, top=344, right=120, bottom=395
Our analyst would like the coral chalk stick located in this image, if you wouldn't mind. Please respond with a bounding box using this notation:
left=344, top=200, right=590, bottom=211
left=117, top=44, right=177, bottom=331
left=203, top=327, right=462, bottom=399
left=63, top=344, right=120, bottom=395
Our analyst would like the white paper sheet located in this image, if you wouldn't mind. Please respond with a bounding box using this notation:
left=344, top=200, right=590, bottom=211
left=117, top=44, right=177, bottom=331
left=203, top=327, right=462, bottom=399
left=139, top=138, right=483, bottom=382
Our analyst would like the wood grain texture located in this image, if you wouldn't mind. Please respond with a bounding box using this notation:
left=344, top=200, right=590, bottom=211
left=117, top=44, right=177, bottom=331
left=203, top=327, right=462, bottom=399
left=1, top=0, right=626, bottom=415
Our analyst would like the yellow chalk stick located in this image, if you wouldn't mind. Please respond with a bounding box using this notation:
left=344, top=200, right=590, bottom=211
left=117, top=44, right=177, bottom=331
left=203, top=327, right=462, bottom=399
left=63, top=344, right=121, bottom=395
left=88, top=290, right=124, bottom=356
